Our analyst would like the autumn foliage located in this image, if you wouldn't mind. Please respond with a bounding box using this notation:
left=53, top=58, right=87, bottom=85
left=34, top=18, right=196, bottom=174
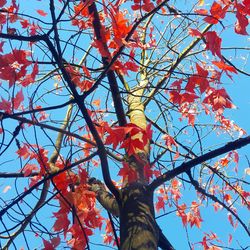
left=0, top=0, right=250, bottom=249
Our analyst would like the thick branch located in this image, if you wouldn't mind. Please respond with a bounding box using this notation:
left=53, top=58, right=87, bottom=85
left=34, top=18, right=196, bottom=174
left=88, top=178, right=120, bottom=217
left=149, top=135, right=250, bottom=191
left=88, top=2, right=127, bottom=126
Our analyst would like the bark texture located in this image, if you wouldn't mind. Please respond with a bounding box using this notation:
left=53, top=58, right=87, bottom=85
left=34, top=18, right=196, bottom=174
left=119, top=183, right=158, bottom=250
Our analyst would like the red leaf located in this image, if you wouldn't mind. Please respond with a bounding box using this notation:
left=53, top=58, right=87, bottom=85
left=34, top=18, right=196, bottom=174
left=204, top=2, right=228, bottom=24
left=53, top=212, right=70, bottom=232
left=22, top=164, right=39, bottom=177
left=37, top=9, right=48, bottom=17
left=235, top=9, right=249, bottom=35
left=12, top=89, right=24, bottom=109
left=204, top=31, right=222, bottom=58
left=188, top=28, right=202, bottom=37
left=0, top=98, right=11, bottom=113
left=212, top=60, right=237, bottom=73
left=227, top=213, right=235, bottom=227
left=124, top=61, right=139, bottom=72
left=203, top=88, right=235, bottom=111
left=16, top=144, right=30, bottom=159
left=163, top=134, right=178, bottom=150
left=20, top=19, right=29, bottom=29
left=0, top=0, right=6, bottom=8
left=155, top=196, right=165, bottom=213
left=42, top=239, right=54, bottom=250
left=118, top=162, right=138, bottom=183
left=105, top=126, right=126, bottom=149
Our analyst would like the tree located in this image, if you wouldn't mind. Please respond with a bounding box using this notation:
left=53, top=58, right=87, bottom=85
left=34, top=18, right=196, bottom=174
left=0, top=0, right=249, bottom=249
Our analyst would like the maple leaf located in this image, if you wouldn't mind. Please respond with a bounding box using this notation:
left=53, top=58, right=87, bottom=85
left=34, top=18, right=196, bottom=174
left=176, top=204, right=188, bottom=226
left=42, top=237, right=60, bottom=250
left=124, top=61, right=139, bottom=73
left=163, top=134, right=178, bottom=150
left=155, top=196, right=165, bottom=213
left=203, top=88, right=235, bottom=111
left=53, top=210, right=70, bottom=232
left=188, top=28, right=202, bottom=37
left=204, top=2, right=228, bottom=24
left=105, top=126, right=126, bottom=149
left=118, top=162, right=138, bottom=183
left=235, top=9, right=249, bottom=35
left=204, top=31, right=222, bottom=58
left=0, top=98, right=11, bottom=113
left=20, top=19, right=29, bottom=29
left=169, top=90, right=182, bottom=105
left=22, top=164, right=39, bottom=177
left=16, top=144, right=30, bottom=159
left=42, top=239, right=54, bottom=250
left=37, top=9, right=48, bottom=17
left=212, top=60, right=237, bottom=74
left=12, top=89, right=24, bottom=109
left=110, top=8, right=132, bottom=47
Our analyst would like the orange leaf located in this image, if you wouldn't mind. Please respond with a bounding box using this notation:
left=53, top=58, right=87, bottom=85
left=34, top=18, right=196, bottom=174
left=37, top=9, right=48, bottom=17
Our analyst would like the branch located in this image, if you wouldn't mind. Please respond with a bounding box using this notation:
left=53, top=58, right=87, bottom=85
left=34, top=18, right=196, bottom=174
left=144, top=23, right=213, bottom=106
left=0, top=33, right=46, bottom=42
left=88, top=178, right=120, bottom=217
left=87, top=2, right=127, bottom=126
left=0, top=112, right=123, bottom=162
left=187, top=170, right=250, bottom=236
left=2, top=102, right=73, bottom=249
left=0, top=152, right=97, bottom=219
left=88, top=178, right=174, bottom=250
left=149, top=135, right=250, bottom=190
left=41, top=32, right=120, bottom=200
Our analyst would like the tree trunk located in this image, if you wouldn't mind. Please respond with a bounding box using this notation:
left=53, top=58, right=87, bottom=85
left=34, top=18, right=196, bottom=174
left=119, top=183, right=159, bottom=250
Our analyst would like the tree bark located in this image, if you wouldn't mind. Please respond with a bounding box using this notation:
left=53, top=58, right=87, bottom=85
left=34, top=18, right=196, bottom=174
left=119, top=183, right=158, bottom=250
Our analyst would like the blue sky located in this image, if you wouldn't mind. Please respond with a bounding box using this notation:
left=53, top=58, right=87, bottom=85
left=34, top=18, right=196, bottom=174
left=0, top=0, right=250, bottom=249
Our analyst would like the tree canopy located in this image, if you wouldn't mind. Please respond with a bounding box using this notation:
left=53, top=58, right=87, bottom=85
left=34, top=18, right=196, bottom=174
left=0, top=0, right=249, bottom=249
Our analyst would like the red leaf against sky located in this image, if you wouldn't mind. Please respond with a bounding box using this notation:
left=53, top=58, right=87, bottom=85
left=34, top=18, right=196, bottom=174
left=105, top=123, right=151, bottom=155
left=203, top=88, right=235, bottom=111
left=12, top=89, right=24, bottom=109
left=235, top=7, right=249, bottom=35
left=212, top=60, right=237, bottom=74
left=204, top=1, right=228, bottom=24
left=22, top=164, right=38, bottom=177
left=37, top=9, right=48, bottom=17
left=0, top=98, right=11, bottom=113
left=185, top=63, right=209, bottom=94
left=155, top=196, right=165, bottom=213
left=110, top=7, right=132, bottom=47
left=16, top=144, right=30, bottom=159
left=20, top=19, right=29, bottom=29
left=204, top=31, right=222, bottom=58
left=0, top=49, right=32, bottom=87
left=188, top=28, right=202, bottom=37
